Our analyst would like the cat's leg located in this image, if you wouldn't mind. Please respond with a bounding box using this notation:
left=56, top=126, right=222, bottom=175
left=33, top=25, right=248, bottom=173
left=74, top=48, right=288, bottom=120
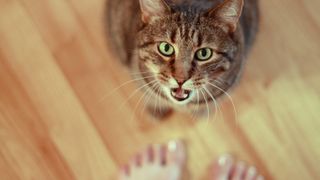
left=190, top=103, right=220, bottom=120
left=210, top=155, right=265, bottom=180
left=118, top=140, right=186, bottom=180
left=147, top=105, right=173, bottom=119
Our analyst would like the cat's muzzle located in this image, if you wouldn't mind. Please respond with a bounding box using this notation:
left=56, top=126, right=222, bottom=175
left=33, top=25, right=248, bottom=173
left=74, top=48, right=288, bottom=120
left=170, top=88, right=191, bottom=102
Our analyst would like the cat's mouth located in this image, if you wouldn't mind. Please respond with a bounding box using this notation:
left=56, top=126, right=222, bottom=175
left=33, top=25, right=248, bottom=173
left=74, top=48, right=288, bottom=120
left=170, top=88, right=192, bottom=102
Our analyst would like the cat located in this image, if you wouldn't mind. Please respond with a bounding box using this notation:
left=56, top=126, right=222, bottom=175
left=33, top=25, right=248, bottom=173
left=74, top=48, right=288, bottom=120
left=106, top=0, right=259, bottom=118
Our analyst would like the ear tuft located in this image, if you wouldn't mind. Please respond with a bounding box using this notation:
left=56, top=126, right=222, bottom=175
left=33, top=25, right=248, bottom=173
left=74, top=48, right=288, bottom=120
left=208, top=0, right=244, bottom=32
left=139, top=0, right=171, bottom=23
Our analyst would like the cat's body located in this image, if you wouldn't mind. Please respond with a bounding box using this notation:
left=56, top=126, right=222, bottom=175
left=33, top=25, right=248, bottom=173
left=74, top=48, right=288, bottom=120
left=106, top=0, right=259, bottom=117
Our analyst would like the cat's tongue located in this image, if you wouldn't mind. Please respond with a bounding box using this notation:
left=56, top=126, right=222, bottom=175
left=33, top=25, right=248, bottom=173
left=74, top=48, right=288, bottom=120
left=171, top=88, right=190, bottom=101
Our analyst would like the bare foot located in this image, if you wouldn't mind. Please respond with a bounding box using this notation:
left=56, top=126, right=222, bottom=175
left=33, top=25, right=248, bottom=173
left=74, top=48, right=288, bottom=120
left=118, top=140, right=186, bottom=180
left=211, top=155, right=264, bottom=180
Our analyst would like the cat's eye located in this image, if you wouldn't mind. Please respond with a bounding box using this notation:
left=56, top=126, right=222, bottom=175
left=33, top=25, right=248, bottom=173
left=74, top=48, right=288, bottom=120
left=195, top=48, right=213, bottom=61
left=158, top=42, right=175, bottom=57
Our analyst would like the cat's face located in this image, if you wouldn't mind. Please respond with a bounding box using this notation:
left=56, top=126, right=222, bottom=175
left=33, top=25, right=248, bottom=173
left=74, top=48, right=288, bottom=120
left=135, top=0, right=243, bottom=106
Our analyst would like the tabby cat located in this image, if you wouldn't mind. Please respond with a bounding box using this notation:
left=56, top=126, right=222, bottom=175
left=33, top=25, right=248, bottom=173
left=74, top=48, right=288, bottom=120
left=106, top=0, right=259, bottom=118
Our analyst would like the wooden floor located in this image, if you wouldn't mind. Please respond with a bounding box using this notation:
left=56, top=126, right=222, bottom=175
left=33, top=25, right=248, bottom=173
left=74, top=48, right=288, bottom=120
left=0, top=0, right=320, bottom=179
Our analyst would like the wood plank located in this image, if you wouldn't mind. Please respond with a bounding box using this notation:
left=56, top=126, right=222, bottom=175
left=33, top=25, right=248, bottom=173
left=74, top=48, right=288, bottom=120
left=0, top=1, right=116, bottom=179
left=0, top=0, right=319, bottom=179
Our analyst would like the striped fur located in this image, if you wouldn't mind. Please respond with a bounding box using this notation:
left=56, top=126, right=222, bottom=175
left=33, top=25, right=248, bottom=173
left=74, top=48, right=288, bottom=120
left=106, top=0, right=259, bottom=117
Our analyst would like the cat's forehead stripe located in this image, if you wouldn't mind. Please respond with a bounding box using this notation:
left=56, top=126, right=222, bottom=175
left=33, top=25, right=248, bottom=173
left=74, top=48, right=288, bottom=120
left=170, top=28, right=178, bottom=43
left=170, top=13, right=203, bottom=46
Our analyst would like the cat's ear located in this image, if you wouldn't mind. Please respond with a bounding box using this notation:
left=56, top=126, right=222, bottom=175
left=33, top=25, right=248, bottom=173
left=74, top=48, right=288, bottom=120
left=139, top=0, right=171, bottom=23
left=208, top=0, right=244, bottom=33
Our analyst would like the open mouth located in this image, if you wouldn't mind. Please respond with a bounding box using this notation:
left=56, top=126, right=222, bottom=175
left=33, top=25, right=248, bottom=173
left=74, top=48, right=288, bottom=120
left=170, top=88, right=192, bottom=102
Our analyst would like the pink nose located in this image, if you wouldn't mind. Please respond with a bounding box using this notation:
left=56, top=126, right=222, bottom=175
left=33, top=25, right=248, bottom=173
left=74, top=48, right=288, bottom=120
left=175, top=78, right=187, bottom=87
left=177, top=80, right=185, bottom=87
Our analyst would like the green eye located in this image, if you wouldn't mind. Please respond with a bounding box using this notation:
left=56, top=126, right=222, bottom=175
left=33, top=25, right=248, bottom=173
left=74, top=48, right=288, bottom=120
left=158, top=42, right=175, bottom=57
left=195, top=48, right=213, bottom=61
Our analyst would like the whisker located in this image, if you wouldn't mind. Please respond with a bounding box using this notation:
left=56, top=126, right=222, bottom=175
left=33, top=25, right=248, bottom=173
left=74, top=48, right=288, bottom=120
left=191, top=89, right=200, bottom=122
left=199, top=89, right=210, bottom=125
left=154, top=82, right=162, bottom=116
left=203, top=87, right=219, bottom=122
left=157, top=84, right=163, bottom=115
left=116, top=80, right=158, bottom=112
left=130, top=83, right=158, bottom=123
left=196, top=89, right=200, bottom=116
left=140, top=83, right=159, bottom=117
left=207, top=81, right=238, bottom=124
left=215, top=78, right=228, bottom=86
left=100, top=75, right=155, bottom=102
left=129, top=71, right=152, bottom=76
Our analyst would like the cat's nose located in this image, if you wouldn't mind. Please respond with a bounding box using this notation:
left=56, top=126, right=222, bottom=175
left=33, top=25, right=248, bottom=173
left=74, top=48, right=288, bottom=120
left=175, top=79, right=187, bottom=87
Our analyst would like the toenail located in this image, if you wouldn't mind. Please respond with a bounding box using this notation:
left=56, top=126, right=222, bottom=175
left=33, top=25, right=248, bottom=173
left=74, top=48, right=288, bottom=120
left=135, top=154, right=142, bottom=166
left=160, top=145, right=167, bottom=166
left=147, top=145, right=154, bottom=162
left=218, top=154, right=232, bottom=166
left=122, top=164, right=130, bottom=176
left=168, top=141, right=177, bottom=152
left=248, top=166, right=257, bottom=176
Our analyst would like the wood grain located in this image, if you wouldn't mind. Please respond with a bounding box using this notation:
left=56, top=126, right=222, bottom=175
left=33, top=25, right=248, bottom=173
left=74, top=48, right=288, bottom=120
left=0, top=0, right=319, bottom=179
